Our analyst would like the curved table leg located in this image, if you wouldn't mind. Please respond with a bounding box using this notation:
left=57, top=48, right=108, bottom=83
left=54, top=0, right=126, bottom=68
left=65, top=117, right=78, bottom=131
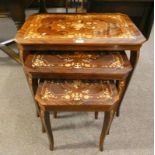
left=116, top=50, right=140, bottom=117
left=99, top=110, right=114, bottom=151
left=39, top=110, right=46, bottom=133
left=25, top=73, right=40, bottom=117
left=116, top=80, right=126, bottom=117
left=41, top=110, right=54, bottom=151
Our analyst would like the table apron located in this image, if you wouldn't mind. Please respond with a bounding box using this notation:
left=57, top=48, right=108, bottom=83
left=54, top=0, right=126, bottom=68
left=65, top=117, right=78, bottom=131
left=21, top=44, right=141, bottom=52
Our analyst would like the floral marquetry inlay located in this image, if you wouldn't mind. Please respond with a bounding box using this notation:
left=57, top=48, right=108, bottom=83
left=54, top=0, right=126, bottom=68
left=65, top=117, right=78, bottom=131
left=40, top=81, right=115, bottom=105
left=32, top=55, right=51, bottom=68
left=31, top=52, right=124, bottom=69
left=41, top=88, right=57, bottom=100
left=22, top=14, right=137, bottom=40
left=16, top=13, right=146, bottom=45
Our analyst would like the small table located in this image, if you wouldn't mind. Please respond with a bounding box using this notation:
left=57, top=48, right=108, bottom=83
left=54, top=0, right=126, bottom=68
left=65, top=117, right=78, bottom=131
left=16, top=13, right=146, bottom=116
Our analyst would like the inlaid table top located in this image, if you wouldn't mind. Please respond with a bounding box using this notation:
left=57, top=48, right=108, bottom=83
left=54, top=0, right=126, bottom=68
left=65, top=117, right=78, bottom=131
left=24, top=51, right=132, bottom=79
left=35, top=80, right=119, bottom=111
left=15, top=13, right=146, bottom=46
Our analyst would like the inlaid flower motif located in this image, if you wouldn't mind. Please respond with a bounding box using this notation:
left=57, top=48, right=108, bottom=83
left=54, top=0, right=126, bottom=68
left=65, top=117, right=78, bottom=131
left=31, top=54, right=124, bottom=69
left=41, top=88, right=57, bottom=100
left=40, top=81, right=113, bottom=103
left=23, top=14, right=136, bottom=40
left=32, top=55, right=50, bottom=68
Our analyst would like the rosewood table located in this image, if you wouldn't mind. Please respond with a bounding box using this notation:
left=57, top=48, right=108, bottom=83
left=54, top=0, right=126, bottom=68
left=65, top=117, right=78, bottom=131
left=16, top=13, right=146, bottom=116
left=15, top=13, right=146, bottom=150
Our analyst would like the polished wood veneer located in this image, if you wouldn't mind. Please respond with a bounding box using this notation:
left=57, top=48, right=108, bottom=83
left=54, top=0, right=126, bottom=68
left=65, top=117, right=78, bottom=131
left=35, top=80, right=119, bottom=111
left=16, top=13, right=145, bottom=46
left=24, top=51, right=132, bottom=80
left=16, top=13, right=146, bottom=125
left=87, top=0, right=153, bottom=39
left=36, top=80, right=119, bottom=150
left=1, top=0, right=152, bottom=39
left=16, top=13, right=146, bottom=151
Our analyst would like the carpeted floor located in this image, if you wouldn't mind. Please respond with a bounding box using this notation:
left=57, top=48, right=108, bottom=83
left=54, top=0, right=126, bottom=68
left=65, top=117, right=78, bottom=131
left=0, top=10, right=153, bottom=155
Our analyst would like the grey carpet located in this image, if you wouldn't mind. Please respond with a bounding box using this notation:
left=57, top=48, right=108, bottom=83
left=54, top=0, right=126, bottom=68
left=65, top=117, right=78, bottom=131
left=0, top=10, right=153, bottom=155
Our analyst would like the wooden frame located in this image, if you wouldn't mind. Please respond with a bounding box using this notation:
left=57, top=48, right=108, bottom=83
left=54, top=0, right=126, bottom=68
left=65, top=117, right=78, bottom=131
left=16, top=13, right=146, bottom=150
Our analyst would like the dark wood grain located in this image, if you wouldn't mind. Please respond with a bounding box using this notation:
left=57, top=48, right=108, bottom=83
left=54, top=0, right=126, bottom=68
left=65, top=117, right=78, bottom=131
left=16, top=13, right=146, bottom=151
left=1, top=0, right=153, bottom=38
left=36, top=80, right=119, bottom=150
left=15, top=13, right=146, bottom=45
left=41, top=110, right=54, bottom=150
left=24, top=51, right=132, bottom=80
left=35, top=80, right=119, bottom=111
left=99, top=111, right=114, bottom=151
left=87, top=0, right=153, bottom=39
left=16, top=13, right=146, bottom=119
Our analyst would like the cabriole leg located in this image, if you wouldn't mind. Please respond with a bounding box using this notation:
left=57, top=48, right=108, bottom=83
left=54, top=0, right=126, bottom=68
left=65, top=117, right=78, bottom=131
left=116, top=80, right=126, bottom=117
left=99, top=111, right=113, bottom=151
left=41, top=110, right=54, bottom=150
left=116, top=50, right=140, bottom=117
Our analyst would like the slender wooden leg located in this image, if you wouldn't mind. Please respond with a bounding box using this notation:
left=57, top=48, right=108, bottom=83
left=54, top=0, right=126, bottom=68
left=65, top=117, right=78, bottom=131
left=116, top=80, right=126, bottom=117
left=107, top=108, right=116, bottom=135
left=99, top=111, right=113, bottom=151
left=25, top=73, right=40, bottom=117
left=53, top=112, right=57, bottom=118
left=26, top=74, right=44, bottom=132
left=32, top=77, right=40, bottom=117
left=40, top=115, right=46, bottom=133
left=95, top=112, right=98, bottom=119
left=116, top=50, right=140, bottom=117
left=39, top=110, right=46, bottom=133
left=41, top=110, right=54, bottom=151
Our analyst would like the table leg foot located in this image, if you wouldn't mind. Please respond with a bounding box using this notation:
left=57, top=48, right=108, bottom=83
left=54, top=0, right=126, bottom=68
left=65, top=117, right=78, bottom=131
left=41, top=110, right=54, bottom=150
left=99, top=111, right=113, bottom=151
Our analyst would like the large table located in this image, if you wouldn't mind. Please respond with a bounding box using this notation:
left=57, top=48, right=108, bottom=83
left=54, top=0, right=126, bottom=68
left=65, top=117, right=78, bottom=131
left=16, top=13, right=146, bottom=117
left=15, top=13, right=146, bottom=150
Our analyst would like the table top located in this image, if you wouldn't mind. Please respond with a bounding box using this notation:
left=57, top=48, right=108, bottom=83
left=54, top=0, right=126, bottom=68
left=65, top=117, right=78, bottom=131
left=24, top=51, right=132, bottom=80
left=15, top=13, right=146, bottom=46
left=35, top=80, right=119, bottom=111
